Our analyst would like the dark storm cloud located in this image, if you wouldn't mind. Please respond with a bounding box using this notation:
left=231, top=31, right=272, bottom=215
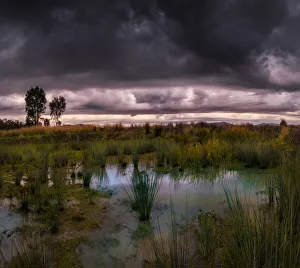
left=0, top=0, right=300, bottom=95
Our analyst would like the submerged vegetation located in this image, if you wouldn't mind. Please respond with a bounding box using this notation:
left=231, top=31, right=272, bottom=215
left=1, top=122, right=300, bottom=267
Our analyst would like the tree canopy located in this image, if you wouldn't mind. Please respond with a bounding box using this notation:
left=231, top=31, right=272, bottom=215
left=25, top=86, right=47, bottom=126
left=49, top=96, right=66, bottom=126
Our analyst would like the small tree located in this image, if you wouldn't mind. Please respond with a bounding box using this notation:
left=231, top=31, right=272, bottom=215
left=280, top=118, right=287, bottom=127
left=25, top=86, right=47, bottom=126
left=49, top=96, right=66, bottom=126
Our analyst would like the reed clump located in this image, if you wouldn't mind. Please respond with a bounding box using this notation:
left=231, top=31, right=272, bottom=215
left=121, top=171, right=162, bottom=221
left=1, top=238, right=53, bottom=268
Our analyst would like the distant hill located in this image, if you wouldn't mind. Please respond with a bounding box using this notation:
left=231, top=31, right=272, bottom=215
left=256, top=123, right=279, bottom=126
left=209, top=122, right=232, bottom=126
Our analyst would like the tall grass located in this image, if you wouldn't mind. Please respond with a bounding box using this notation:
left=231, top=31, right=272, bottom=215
left=121, top=171, right=162, bottom=221
left=147, top=205, right=197, bottom=267
left=0, top=124, right=97, bottom=137
left=221, top=156, right=300, bottom=268
left=91, top=145, right=107, bottom=167
left=15, top=169, right=24, bottom=186
left=132, top=153, right=139, bottom=169
left=1, top=238, right=53, bottom=268
left=195, top=213, right=216, bottom=264
left=51, top=169, right=66, bottom=211
left=155, top=150, right=165, bottom=167
left=83, top=171, right=93, bottom=188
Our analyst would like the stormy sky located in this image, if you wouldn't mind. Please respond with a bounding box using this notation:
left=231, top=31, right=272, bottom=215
left=1, top=0, right=300, bottom=124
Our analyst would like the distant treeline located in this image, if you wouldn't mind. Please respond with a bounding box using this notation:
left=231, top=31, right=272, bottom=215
left=0, top=118, right=24, bottom=130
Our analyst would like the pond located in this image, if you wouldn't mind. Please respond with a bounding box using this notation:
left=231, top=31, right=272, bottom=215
left=78, top=164, right=272, bottom=268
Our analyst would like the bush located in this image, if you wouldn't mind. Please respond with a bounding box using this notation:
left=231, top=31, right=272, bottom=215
left=205, top=138, right=231, bottom=167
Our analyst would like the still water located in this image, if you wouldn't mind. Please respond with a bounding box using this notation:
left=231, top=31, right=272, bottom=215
left=78, top=164, right=271, bottom=267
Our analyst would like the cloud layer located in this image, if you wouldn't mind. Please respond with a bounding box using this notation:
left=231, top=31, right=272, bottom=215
left=1, top=0, right=300, bottom=123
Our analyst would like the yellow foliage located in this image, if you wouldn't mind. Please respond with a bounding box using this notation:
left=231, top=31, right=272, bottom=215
left=279, top=126, right=289, bottom=141
left=0, top=125, right=98, bottom=137
left=205, top=138, right=231, bottom=166
left=187, top=143, right=204, bottom=163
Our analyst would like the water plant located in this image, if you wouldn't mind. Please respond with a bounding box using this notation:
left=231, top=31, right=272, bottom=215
left=83, top=171, right=93, bottom=188
left=148, top=206, right=197, bottom=267
left=15, top=169, right=24, bottom=186
left=91, top=144, right=107, bottom=167
left=105, top=142, right=119, bottom=156
left=70, top=171, right=76, bottom=179
left=195, top=213, right=216, bottom=264
left=19, top=188, right=30, bottom=212
left=132, top=153, right=139, bottom=169
left=222, top=161, right=300, bottom=268
left=121, top=171, right=162, bottom=221
left=1, top=238, right=53, bottom=268
left=155, top=150, right=165, bottom=167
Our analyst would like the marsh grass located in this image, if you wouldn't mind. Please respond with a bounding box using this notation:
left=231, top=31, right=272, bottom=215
left=265, top=177, right=276, bottom=206
left=82, top=171, right=93, bottom=188
left=15, top=170, right=23, bottom=186
left=1, top=238, right=53, bottom=268
left=147, top=205, right=197, bottom=268
left=195, top=213, right=217, bottom=264
left=93, top=168, right=109, bottom=187
left=41, top=153, right=49, bottom=184
left=51, top=169, right=66, bottom=211
left=123, top=142, right=134, bottom=155
left=136, top=141, right=156, bottom=155
left=19, top=188, right=30, bottom=212
left=105, top=142, right=119, bottom=156
left=222, top=162, right=300, bottom=268
left=132, top=153, right=139, bottom=169
left=156, top=150, right=165, bottom=167
left=52, top=151, right=69, bottom=168
left=0, top=173, right=3, bottom=189
left=118, top=153, right=127, bottom=168
left=91, top=144, right=107, bottom=167
left=121, top=171, right=162, bottom=221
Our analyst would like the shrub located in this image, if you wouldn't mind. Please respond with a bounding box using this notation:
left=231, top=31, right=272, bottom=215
left=205, top=138, right=230, bottom=167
